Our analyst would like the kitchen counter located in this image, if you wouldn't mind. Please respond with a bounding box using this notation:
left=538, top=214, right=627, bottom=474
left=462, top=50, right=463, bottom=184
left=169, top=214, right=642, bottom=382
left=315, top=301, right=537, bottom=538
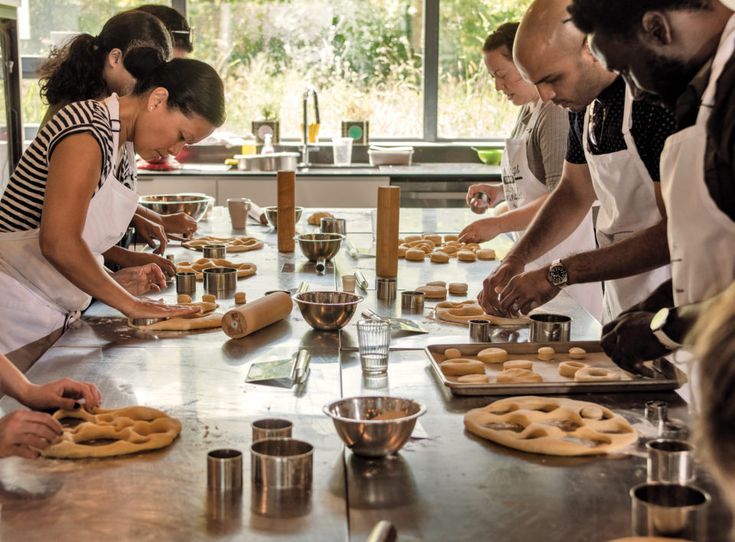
left=143, top=162, right=502, bottom=178
left=0, top=208, right=729, bottom=541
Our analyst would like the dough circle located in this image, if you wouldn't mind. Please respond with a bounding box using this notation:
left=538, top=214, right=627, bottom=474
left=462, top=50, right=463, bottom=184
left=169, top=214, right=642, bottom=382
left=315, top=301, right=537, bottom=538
left=417, top=285, right=447, bottom=300
left=202, top=294, right=216, bottom=303
left=423, top=234, right=443, bottom=245
left=457, top=374, right=490, bottom=384
left=574, top=367, right=622, bottom=382
left=234, top=292, right=247, bottom=305
left=476, top=248, right=496, bottom=261
left=477, top=347, right=508, bottom=364
left=440, top=358, right=486, bottom=376
left=457, top=250, right=477, bottom=262
left=177, top=294, right=192, bottom=304
left=569, top=347, right=587, bottom=360
left=430, top=251, right=450, bottom=263
left=537, top=346, right=556, bottom=361
left=496, top=368, right=543, bottom=383
left=558, top=361, right=588, bottom=378
left=307, top=211, right=334, bottom=226
left=448, top=282, right=468, bottom=296
left=405, top=248, right=426, bottom=262
left=503, top=359, right=533, bottom=370
left=443, top=348, right=463, bottom=360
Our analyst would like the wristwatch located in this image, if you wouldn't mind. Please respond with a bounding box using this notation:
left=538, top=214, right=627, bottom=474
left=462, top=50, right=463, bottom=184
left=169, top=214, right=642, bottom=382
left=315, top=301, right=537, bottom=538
left=547, top=259, right=568, bottom=288
left=650, top=307, right=682, bottom=350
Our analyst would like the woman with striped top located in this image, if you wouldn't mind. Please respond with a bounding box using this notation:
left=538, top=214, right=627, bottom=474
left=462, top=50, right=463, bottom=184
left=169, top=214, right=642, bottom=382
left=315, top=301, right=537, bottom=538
left=0, top=58, right=226, bottom=355
left=38, top=9, right=196, bottom=258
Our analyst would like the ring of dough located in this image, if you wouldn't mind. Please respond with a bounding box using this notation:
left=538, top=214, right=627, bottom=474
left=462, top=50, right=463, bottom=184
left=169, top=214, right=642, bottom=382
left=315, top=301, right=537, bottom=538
left=398, top=245, right=408, bottom=258
left=559, top=361, right=588, bottom=378
left=430, top=251, right=450, bottom=263
left=464, top=396, right=638, bottom=456
left=404, top=234, right=422, bottom=243
left=435, top=300, right=530, bottom=326
left=537, top=346, right=556, bottom=361
left=444, top=234, right=459, bottom=242
left=417, top=285, right=447, bottom=299
left=574, top=367, right=622, bottom=382
left=405, top=248, right=426, bottom=262
left=443, top=348, right=463, bottom=359
left=307, top=211, right=334, bottom=226
left=440, top=358, right=486, bottom=376
left=448, top=282, right=468, bottom=296
left=183, top=235, right=264, bottom=253
left=477, top=347, right=508, bottom=364
left=423, top=234, right=443, bottom=245
left=457, top=250, right=477, bottom=262
left=569, top=347, right=587, bottom=360
left=427, top=281, right=446, bottom=287
left=128, top=301, right=223, bottom=331
left=457, top=374, right=490, bottom=384
left=476, top=248, right=496, bottom=260
left=503, top=359, right=533, bottom=370
left=176, top=259, right=257, bottom=281
left=43, top=406, right=182, bottom=459
left=496, top=368, right=543, bottom=383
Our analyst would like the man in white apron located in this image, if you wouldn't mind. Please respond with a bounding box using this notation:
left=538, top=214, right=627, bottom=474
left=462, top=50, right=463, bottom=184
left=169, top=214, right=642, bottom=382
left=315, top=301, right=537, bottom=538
left=569, top=0, right=735, bottom=370
left=479, top=0, right=674, bottom=324
left=500, top=100, right=603, bottom=320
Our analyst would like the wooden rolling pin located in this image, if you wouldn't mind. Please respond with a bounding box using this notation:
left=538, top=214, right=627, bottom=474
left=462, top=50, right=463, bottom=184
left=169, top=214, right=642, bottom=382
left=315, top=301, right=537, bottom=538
left=222, top=292, right=293, bottom=339
left=375, top=185, right=401, bottom=278
left=277, top=170, right=296, bottom=252
left=248, top=201, right=268, bottom=225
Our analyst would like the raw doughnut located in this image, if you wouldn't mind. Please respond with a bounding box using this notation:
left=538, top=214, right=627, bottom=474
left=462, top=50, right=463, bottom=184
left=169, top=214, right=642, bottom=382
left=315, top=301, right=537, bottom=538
left=417, top=284, right=447, bottom=300
left=202, top=294, right=216, bottom=303
left=496, top=368, right=543, bottom=384
left=537, top=346, right=556, bottom=361
left=307, top=211, right=334, bottom=226
left=443, top=234, right=459, bottom=242
left=423, top=234, right=443, bottom=245
left=477, top=347, right=508, bottom=364
left=235, top=292, right=247, bottom=305
left=427, top=281, right=446, bottom=287
left=405, top=248, right=426, bottom=262
left=559, top=361, right=588, bottom=378
left=182, top=235, right=263, bottom=253
left=440, top=358, right=486, bottom=377
left=444, top=348, right=463, bottom=359
left=448, top=282, right=468, bottom=296
left=430, top=251, right=450, bottom=263
left=504, top=359, right=533, bottom=370
left=574, top=367, right=622, bottom=382
left=569, top=347, right=587, bottom=360
left=457, top=250, right=477, bottom=262
left=435, top=300, right=530, bottom=326
left=398, top=245, right=408, bottom=258
left=404, top=234, right=422, bottom=243
left=476, top=248, right=496, bottom=261
left=177, top=294, right=192, bottom=304
left=457, top=374, right=490, bottom=384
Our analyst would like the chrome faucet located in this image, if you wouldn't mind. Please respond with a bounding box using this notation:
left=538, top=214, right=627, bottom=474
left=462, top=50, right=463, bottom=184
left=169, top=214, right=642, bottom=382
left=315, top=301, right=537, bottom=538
left=300, top=85, right=320, bottom=168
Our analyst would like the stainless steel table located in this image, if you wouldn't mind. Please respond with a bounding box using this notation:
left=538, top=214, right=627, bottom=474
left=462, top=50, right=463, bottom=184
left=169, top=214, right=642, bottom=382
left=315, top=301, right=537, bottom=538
left=0, top=208, right=729, bottom=541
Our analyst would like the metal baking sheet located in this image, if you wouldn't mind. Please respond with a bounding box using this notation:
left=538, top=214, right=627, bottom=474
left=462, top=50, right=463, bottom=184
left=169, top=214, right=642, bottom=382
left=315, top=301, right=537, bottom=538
left=425, top=341, right=686, bottom=396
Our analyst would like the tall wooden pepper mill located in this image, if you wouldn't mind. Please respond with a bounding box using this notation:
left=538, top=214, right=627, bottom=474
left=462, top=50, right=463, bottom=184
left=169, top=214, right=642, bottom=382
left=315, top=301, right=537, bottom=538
left=277, top=170, right=296, bottom=253
left=375, top=185, right=400, bottom=301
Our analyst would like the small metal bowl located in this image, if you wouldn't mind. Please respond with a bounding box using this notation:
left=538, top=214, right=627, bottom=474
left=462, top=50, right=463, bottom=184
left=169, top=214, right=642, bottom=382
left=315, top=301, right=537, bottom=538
left=138, top=193, right=215, bottom=222
left=323, top=396, right=426, bottom=458
left=264, top=206, right=304, bottom=229
left=294, top=233, right=345, bottom=262
left=294, top=291, right=363, bottom=331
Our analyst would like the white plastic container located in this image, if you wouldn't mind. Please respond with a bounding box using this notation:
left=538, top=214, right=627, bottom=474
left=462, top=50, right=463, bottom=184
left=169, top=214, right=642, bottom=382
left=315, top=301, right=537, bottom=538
left=367, top=146, right=414, bottom=166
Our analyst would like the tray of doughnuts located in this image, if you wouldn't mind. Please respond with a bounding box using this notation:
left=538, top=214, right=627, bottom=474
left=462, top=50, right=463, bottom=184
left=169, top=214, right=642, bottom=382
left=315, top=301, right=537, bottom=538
left=425, top=341, right=685, bottom=396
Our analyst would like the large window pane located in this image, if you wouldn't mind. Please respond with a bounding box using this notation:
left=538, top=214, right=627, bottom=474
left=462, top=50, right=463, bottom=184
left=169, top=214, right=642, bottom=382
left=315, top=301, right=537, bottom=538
left=188, top=0, right=424, bottom=139
left=438, top=0, right=532, bottom=139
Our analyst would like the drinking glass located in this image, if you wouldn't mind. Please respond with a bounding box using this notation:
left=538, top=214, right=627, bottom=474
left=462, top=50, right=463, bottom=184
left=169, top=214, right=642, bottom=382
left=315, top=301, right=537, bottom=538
left=356, top=319, right=391, bottom=375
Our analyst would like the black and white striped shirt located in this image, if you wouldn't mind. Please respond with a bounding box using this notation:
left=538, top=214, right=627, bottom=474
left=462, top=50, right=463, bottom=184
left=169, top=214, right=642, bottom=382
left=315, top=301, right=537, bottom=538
left=0, top=100, right=135, bottom=232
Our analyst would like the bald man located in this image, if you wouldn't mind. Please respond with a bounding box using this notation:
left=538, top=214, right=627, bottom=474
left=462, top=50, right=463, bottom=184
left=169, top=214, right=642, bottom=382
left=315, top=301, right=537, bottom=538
left=478, top=0, right=676, bottom=325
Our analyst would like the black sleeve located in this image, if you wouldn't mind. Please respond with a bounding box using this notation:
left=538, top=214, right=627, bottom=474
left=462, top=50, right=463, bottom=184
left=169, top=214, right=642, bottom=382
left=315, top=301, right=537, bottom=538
left=707, top=54, right=735, bottom=222
left=565, top=111, right=587, bottom=164
left=630, top=100, right=678, bottom=182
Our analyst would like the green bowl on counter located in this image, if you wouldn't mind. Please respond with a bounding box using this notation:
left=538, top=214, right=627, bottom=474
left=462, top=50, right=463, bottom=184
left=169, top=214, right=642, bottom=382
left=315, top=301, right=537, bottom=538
left=474, top=148, right=503, bottom=165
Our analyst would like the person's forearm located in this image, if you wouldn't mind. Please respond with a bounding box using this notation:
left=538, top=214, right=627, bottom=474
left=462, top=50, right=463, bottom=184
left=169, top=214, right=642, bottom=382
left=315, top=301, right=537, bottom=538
left=103, top=246, right=133, bottom=267
left=0, top=354, right=32, bottom=402
left=506, top=168, right=595, bottom=264
left=40, top=236, right=137, bottom=313
left=565, top=220, right=670, bottom=285
left=135, top=204, right=163, bottom=224
left=494, top=194, right=549, bottom=233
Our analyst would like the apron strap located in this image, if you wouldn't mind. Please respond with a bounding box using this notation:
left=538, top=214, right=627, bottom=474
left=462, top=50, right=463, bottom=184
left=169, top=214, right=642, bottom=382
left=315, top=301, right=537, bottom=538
left=101, top=94, right=122, bottom=189
left=697, top=14, right=735, bottom=124
left=522, top=99, right=544, bottom=138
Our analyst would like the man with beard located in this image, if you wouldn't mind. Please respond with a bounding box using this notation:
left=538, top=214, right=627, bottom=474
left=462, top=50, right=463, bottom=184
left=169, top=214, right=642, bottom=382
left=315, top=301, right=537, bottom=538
left=479, top=0, right=676, bottom=326
left=568, top=0, right=735, bottom=373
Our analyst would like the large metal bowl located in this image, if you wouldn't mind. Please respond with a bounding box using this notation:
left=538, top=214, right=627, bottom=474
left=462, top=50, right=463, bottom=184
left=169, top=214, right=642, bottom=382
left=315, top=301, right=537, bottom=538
left=295, top=233, right=345, bottom=262
left=138, top=193, right=214, bottom=222
left=294, top=291, right=363, bottom=331
left=264, top=206, right=304, bottom=229
left=323, top=396, right=426, bottom=457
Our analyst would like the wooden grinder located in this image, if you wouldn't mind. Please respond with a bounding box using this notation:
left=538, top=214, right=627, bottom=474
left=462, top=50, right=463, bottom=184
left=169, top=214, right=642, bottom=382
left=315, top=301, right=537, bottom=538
left=375, top=186, right=401, bottom=279
left=277, top=170, right=296, bottom=252
left=222, top=292, right=293, bottom=339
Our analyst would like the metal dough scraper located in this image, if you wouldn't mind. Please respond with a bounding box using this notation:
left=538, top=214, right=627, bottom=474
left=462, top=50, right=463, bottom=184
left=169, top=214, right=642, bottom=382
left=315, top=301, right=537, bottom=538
left=245, top=349, right=311, bottom=387
left=362, top=308, right=428, bottom=334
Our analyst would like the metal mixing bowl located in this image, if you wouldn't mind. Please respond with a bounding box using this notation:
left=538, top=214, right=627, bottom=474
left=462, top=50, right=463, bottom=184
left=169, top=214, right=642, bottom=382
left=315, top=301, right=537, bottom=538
left=323, top=396, right=427, bottom=457
left=294, top=291, right=363, bottom=331
left=139, top=193, right=215, bottom=222
left=264, top=206, right=304, bottom=229
left=295, top=233, right=345, bottom=262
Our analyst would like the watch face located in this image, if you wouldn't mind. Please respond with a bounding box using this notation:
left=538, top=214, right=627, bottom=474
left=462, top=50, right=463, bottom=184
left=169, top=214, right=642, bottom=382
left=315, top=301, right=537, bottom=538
left=549, top=264, right=567, bottom=286
left=650, top=307, right=670, bottom=331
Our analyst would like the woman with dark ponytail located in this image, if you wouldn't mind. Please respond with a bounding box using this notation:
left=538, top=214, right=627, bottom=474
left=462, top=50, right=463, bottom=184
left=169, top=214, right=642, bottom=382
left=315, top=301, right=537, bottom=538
left=0, top=58, right=226, bottom=354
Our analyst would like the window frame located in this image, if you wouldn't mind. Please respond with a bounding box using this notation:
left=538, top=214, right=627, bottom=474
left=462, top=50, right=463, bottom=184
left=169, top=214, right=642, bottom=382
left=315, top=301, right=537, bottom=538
left=18, top=0, right=499, bottom=143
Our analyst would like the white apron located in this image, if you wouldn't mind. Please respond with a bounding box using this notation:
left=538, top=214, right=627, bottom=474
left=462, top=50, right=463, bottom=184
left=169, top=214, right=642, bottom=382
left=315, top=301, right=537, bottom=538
left=583, top=86, right=672, bottom=323
left=661, top=14, right=735, bottom=306
left=0, top=94, right=139, bottom=354
left=501, top=101, right=603, bottom=321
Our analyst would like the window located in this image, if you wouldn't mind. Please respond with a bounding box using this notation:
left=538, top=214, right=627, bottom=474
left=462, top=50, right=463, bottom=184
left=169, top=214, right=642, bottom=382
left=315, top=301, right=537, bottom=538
left=18, top=0, right=534, bottom=140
